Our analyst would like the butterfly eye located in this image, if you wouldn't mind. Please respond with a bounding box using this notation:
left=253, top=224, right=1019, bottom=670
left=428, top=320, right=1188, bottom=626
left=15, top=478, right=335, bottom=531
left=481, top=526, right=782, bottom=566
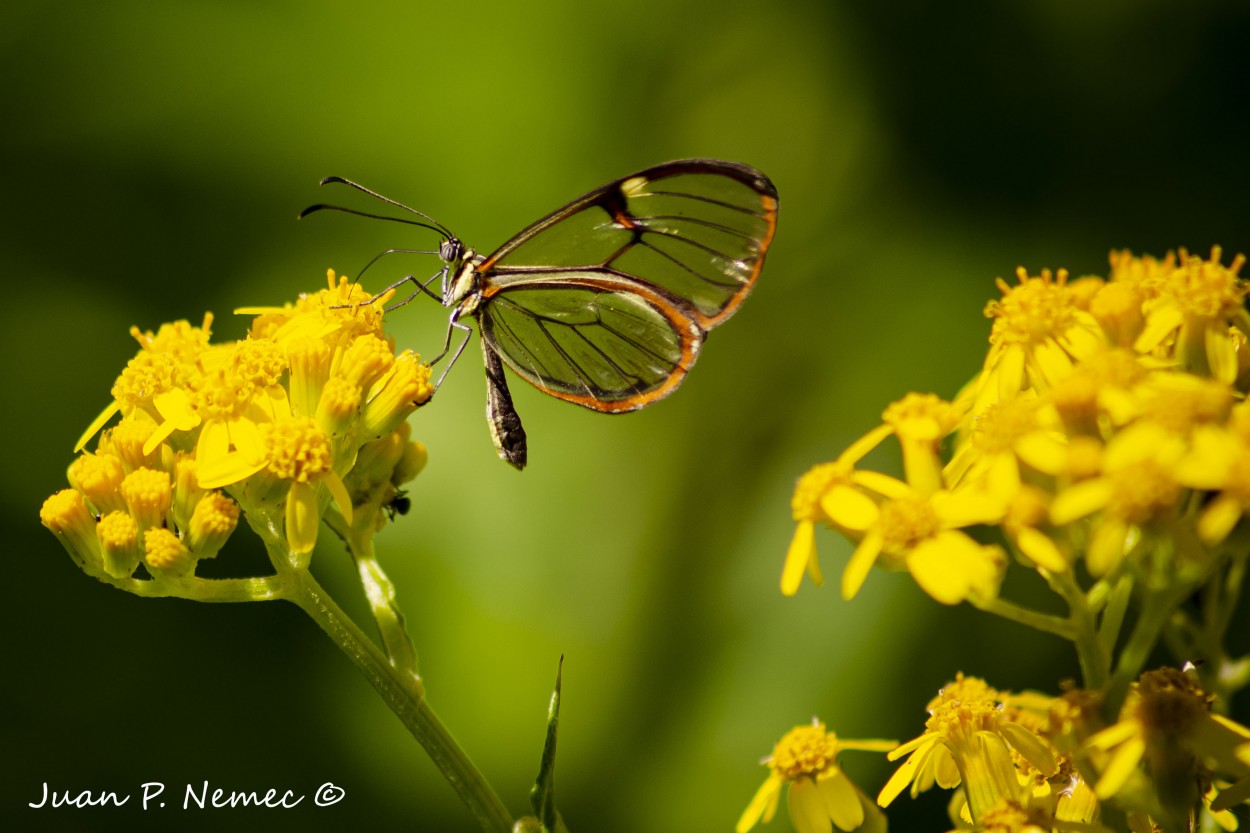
left=439, top=237, right=463, bottom=264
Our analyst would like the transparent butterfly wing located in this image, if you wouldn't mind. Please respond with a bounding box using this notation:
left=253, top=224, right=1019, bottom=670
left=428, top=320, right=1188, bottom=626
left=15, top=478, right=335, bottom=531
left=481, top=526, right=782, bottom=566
left=478, top=159, right=778, bottom=330
left=477, top=274, right=703, bottom=412
left=473, top=160, right=777, bottom=410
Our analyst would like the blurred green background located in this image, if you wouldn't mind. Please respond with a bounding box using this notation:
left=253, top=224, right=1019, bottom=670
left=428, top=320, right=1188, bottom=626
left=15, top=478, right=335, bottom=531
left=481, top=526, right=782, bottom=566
left=3, top=1, right=1249, bottom=831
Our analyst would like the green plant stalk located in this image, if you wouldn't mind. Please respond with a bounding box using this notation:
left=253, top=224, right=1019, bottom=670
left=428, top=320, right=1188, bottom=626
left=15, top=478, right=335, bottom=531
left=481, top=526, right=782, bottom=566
left=970, top=596, right=1075, bottom=640
left=324, top=509, right=421, bottom=680
left=285, top=570, right=513, bottom=832
left=1104, top=584, right=1185, bottom=720
left=247, top=513, right=515, bottom=833
left=1050, top=570, right=1110, bottom=690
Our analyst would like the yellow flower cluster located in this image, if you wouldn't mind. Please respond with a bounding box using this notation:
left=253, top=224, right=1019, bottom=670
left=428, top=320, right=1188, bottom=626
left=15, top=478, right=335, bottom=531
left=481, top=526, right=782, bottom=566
left=761, top=247, right=1250, bottom=831
left=746, top=671, right=1250, bottom=833
left=41, top=271, right=432, bottom=581
left=785, top=247, right=1250, bottom=604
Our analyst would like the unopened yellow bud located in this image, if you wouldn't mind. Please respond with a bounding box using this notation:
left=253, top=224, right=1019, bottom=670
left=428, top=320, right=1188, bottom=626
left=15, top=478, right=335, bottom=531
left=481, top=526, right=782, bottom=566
left=143, top=527, right=193, bottom=576
left=121, top=467, right=172, bottom=533
left=187, top=492, right=240, bottom=560
left=97, top=510, right=141, bottom=578
left=40, top=489, right=103, bottom=572
left=67, top=452, right=127, bottom=515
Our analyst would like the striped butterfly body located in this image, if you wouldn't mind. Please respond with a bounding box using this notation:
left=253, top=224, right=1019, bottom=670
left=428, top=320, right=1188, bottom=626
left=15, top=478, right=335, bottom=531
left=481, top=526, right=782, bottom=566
left=303, top=159, right=779, bottom=469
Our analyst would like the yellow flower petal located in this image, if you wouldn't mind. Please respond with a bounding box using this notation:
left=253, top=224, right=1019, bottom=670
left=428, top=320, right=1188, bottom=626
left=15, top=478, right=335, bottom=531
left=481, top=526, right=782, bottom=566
left=997, top=344, right=1026, bottom=399
left=1033, top=338, right=1075, bottom=384
left=285, top=480, right=320, bottom=555
left=1198, top=494, right=1243, bottom=546
left=788, top=778, right=833, bottom=833
left=1134, top=302, right=1183, bottom=352
left=1050, top=478, right=1114, bottom=525
left=1094, top=734, right=1146, bottom=799
left=196, top=451, right=267, bottom=490
left=816, top=770, right=862, bottom=831
left=736, top=773, right=784, bottom=833
left=822, top=485, right=879, bottom=531
left=840, top=423, right=893, bottom=467
left=878, top=743, right=927, bottom=806
left=1014, top=526, right=1067, bottom=572
left=852, top=470, right=911, bottom=501
left=932, top=488, right=1006, bottom=527
left=1208, top=325, right=1239, bottom=385
left=1014, top=432, right=1067, bottom=476
left=1087, top=517, right=1129, bottom=576
left=782, top=520, right=817, bottom=597
left=908, top=532, right=1002, bottom=605
left=75, top=401, right=121, bottom=452
left=1086, top=719, right=1139, bottom=751
left=841, top=530, right=882, bottom=600
left=153, top=387, right=199, bottom=431
left=1210, top=775, right=1250, bottom=812
left=839, top=739, right=900, bottom=754
left=322, top=470, right=354, bottom=527
left=933, top=744, right=962, bottom=789
left=1000, top=721, right=1056, bottom=777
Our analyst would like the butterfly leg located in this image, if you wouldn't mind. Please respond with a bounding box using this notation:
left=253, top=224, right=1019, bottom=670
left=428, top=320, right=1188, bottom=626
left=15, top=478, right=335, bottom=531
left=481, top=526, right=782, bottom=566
left=431, top=310, right=475, bottom=390
left=355, top=246, right=442, bottom=288
left=380, top=266, right=447, bottom=311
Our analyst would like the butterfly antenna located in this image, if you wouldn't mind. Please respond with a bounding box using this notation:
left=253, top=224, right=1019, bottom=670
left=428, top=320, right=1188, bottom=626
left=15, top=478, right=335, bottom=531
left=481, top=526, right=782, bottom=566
left=315, top=176, right=456, bottom=240
left=355, top=247, right=440, bottom=285
left=298, top=202, right=449, bottom=239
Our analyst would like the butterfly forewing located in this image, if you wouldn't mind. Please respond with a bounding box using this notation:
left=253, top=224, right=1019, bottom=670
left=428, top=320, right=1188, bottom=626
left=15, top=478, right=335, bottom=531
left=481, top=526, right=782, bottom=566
left=478, top=276, right=702, bottom=411
left=481, top=160, right=778, bottom=329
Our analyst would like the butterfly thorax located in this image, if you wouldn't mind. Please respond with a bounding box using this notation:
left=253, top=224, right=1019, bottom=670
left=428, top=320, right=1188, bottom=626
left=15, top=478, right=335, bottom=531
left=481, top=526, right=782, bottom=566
left=444, top=246, right=485, bottom=314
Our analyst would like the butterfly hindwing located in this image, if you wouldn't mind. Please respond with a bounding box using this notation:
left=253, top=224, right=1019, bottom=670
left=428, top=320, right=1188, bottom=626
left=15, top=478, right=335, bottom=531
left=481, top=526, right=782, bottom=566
left=478, top=274, right=702, bottom=412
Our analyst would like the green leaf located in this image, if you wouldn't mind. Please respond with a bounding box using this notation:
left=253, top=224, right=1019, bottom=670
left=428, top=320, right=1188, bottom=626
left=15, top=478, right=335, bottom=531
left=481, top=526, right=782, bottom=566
left=529, top=656, right=563, bottom=833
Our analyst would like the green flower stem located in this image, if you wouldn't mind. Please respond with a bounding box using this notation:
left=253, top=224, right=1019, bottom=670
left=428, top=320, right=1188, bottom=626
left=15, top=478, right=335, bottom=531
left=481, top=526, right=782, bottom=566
left=94, top=572, right=287, bottom=602
left=970, top=596, right=1075, bottom=640
left=1050, top=571, right=1109, bottom=690
left=1104, top=585, right=1184, bottom=719
left=1096, top=575, right=1131, bottom=663
left=284, top=570, right=513, bottom=832
left=324, top=510, right=420, bottom=679
left=243, top=516, right=513, bottom=833
left=1180, top=549, right=1249, bottom=709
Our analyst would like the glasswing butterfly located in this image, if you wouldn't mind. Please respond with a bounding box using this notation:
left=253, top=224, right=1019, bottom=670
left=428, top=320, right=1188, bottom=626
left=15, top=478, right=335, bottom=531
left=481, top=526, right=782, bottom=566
left=301, top=159, right=779, bottom=470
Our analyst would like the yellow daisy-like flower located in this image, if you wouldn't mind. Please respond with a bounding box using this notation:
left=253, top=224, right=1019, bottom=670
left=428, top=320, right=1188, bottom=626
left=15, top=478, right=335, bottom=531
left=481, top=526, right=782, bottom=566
left=979, top=267, right=1104, bottom=404
left=251, top=415, right=354, bottom=557
left=880, top=392, right=963, bottom=495
left=1134, top=246, right=1249, bottom=382
left=738, top=720, right=895, bottom=833
left=1174, top=404, right=1250, bottom=546
left=784, top=393, right=1000, bottom=602
left=1049, top=421, right=1187, bottom=576
left=945, top=395, right=1067, bottom=499
left=782, top=422, right=902, bottom=597
left=838, top=480, right=1007, bottom=605
left=879, top=676, right=1056, bottom=824
left=1086, top=668, right=1250, bottom=825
